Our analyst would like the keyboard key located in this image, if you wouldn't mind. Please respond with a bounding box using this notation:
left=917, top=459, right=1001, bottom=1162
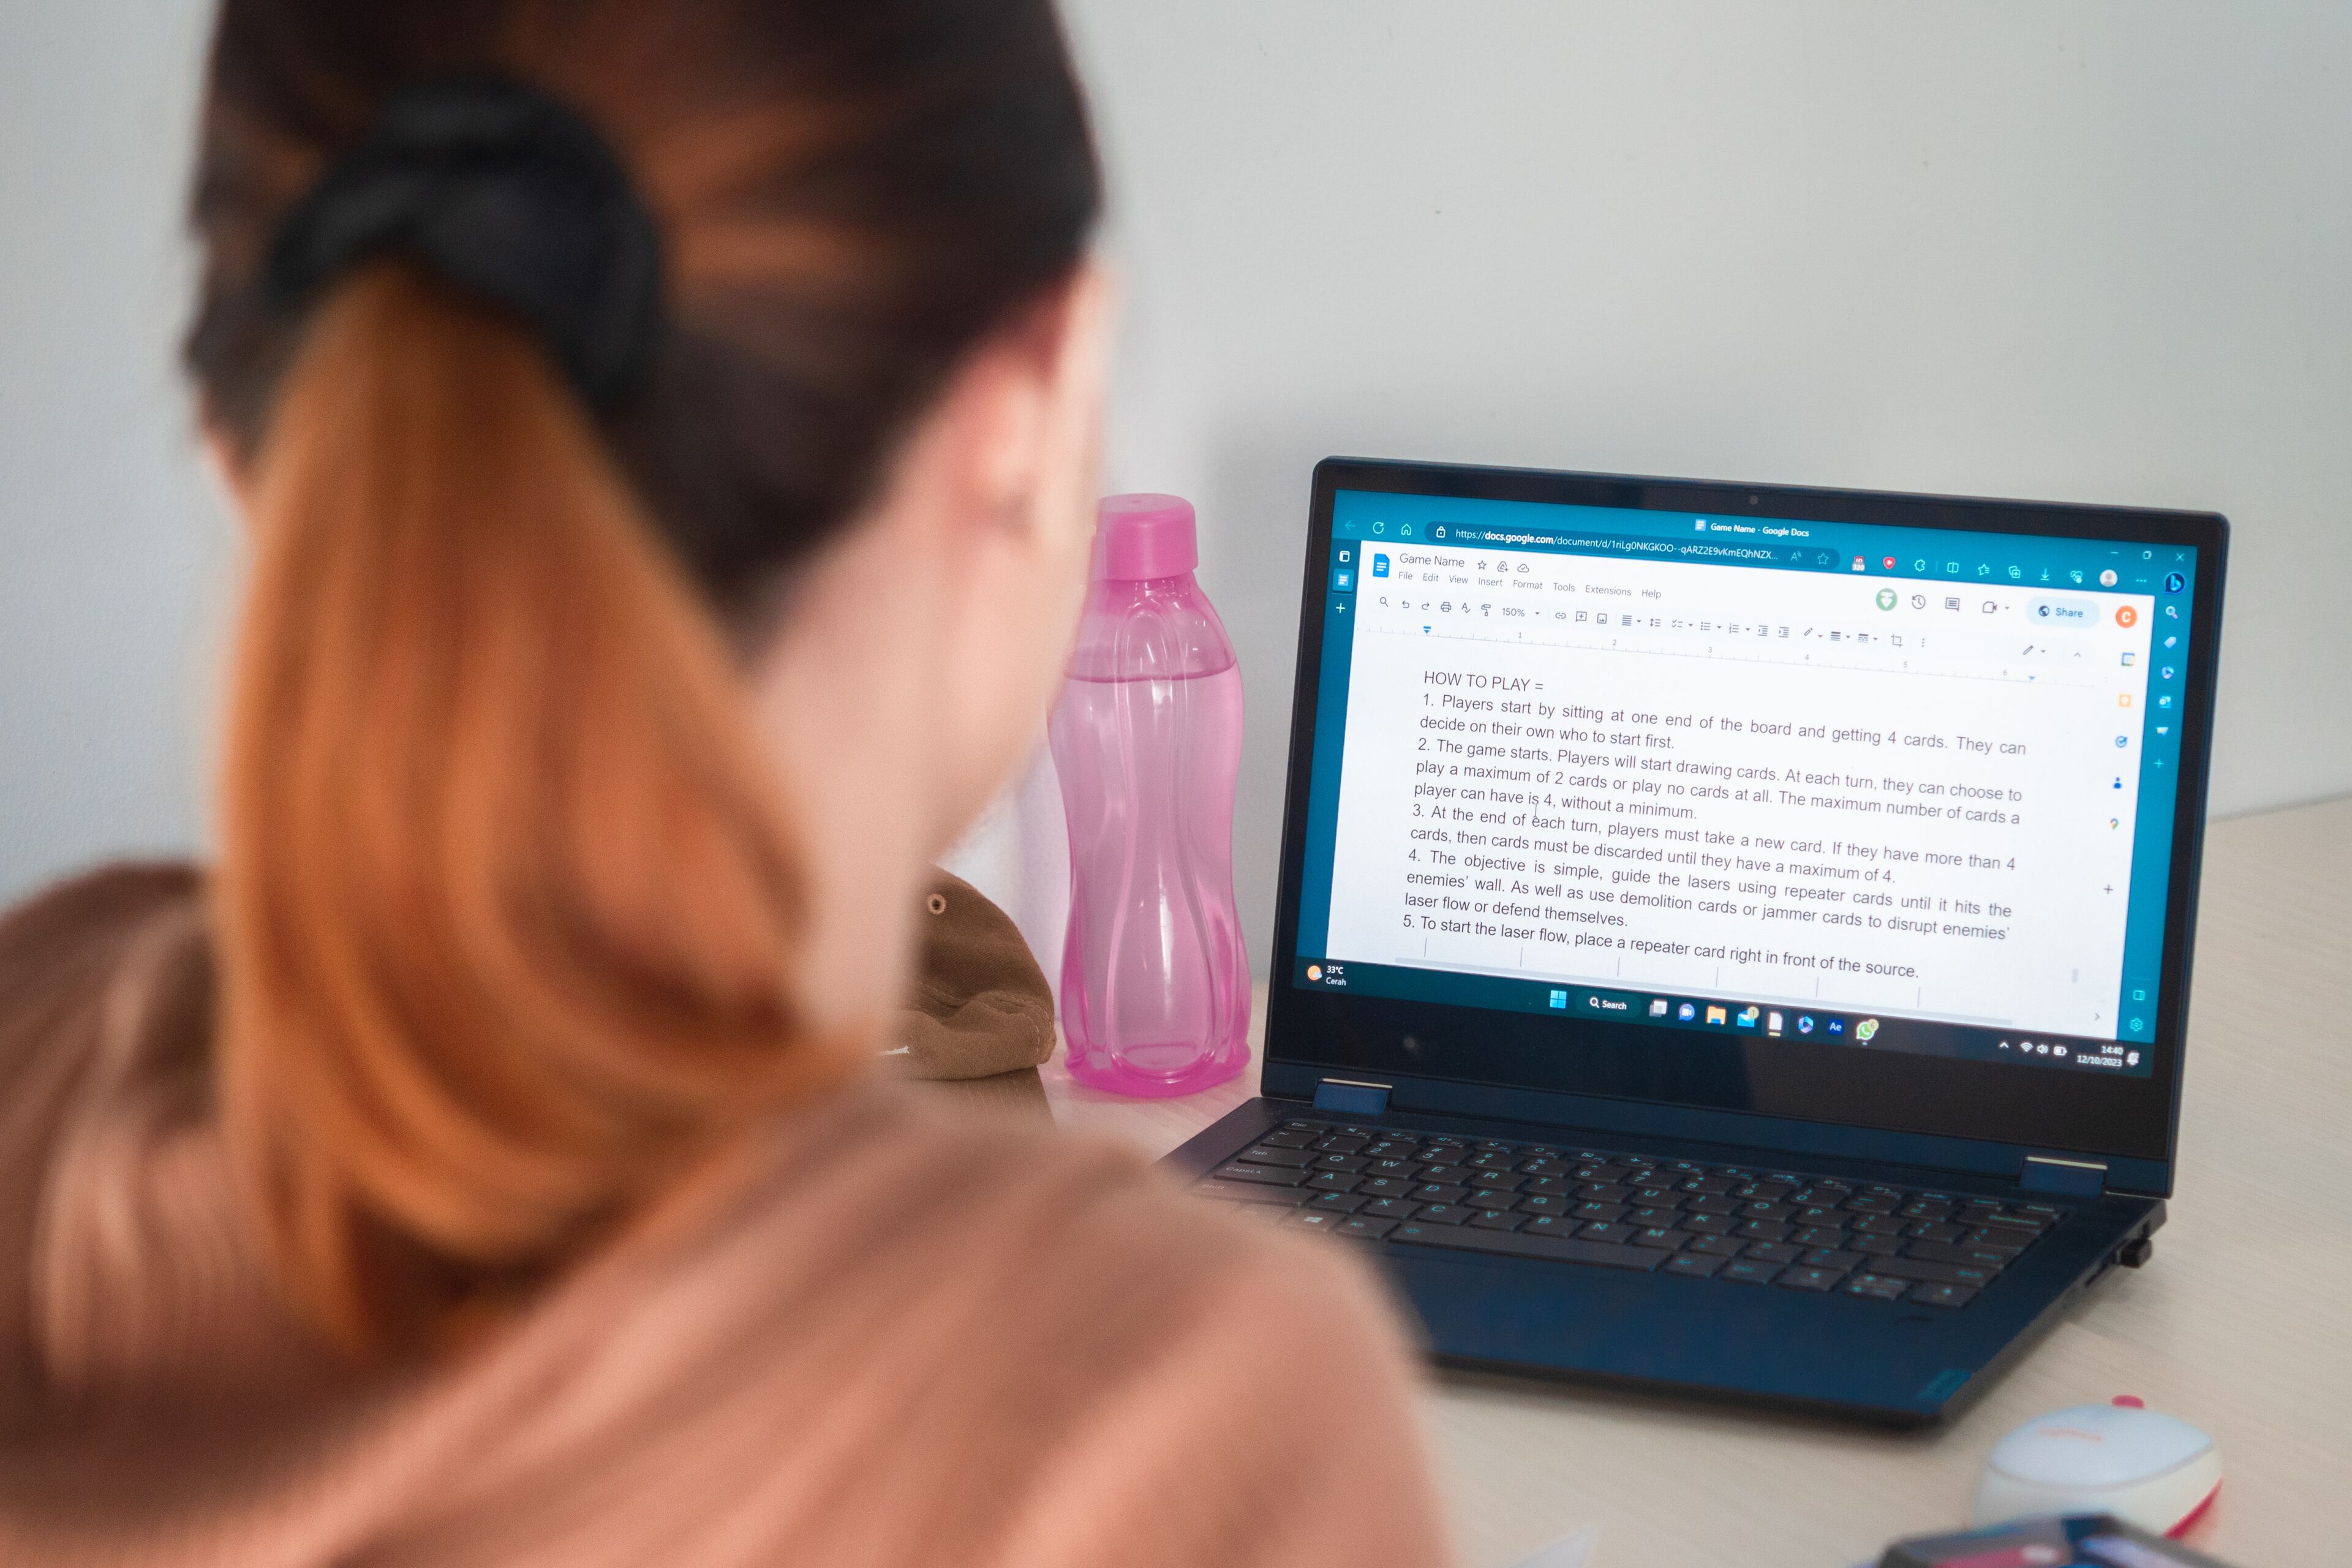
left=1310, top=1193, right=1368, bottom=1214
left=1518, top=1159, right=1570, bottom=1179
left=1907, top=1241, right=2016, bottom=1270
left=1202, top=1182, right=1312, bottom=1208
left=1572, top=1201, right=1627, bottom=1223
left=1316, top=1135, right=1369, bottom=1154
left=1255, top=1131, right=1316, bottom=1150
left=1901, top=1200, right=1956, bottom=1221
left=1863, top=1256, right=1997, bottom=1287
left=1721, top=1259, right=1782, bottom=1286
left=1468, top=1210, right=1525, bottom=1232
left=1359, top=1198, right=1419, bottom=1221
left=1686, top=1233, right=1746, bottom=1257
left=1386, top=1222, right=1666, bottom=1272
left=1357, top=1177, right=1417, bottom=1200
left=1521, top=1176, right=1573, bottom=1197
left=1578, top=1184, right=1632, bottom=1204
left=1311, top=1153, right=1369, bottom=1174
left=1518, top=1215, right=1581, bottom=1240
left=1665, top=1252, right=1727, bottom=1278
left=1792, top=1226, right=1847, bottom=1250
left=1287, top=1210, right=1344, bottom=1234
left=1515, top=1194, right=1570, bottom=1217
left=1625, top=1206, right=1681, bottom=1229
left=1742, top=1241, right=1801, bottom=1265
left=1686, top=1194, right=1742, bottom=1217
left=1738, top=1220, right=1792, bottom=1242
left=1238, top=1144, right=1313, bottom=1168
left=1414, top=1204, right=1474, bottom=1226
left=1336, top=1216, right=1397, bottom=1241
left=1853, top=1234, right=1903, bottom=1257
left=1305, top=1172, right=1360, bottom=1193
left=1678, top=1213, right=1737, bottom=1236
left=1681, top=1175, right=1735, bottom=1196
left=1777, top=1266, right=1843, bottom=1292
left=1961, top=1229, right=2029, bottom=1256
left=2015, top=1203, right=2064, bottom=1221
left=1975, top=1213, right=2045, bottom=1235
left=1468, top=1187, right=1523, bottom=1211
left=1409, top=1184, right=1469, bottom=1206
left=1801, top=1248, right=1867, bottom=1272
left=1632, top=1227, right=1686, bottom=1250
left=1909, top=1282, right=1978, bottom=1309
left=1577, top=1222, right=1636, bottom=1245
left=1851, top=1212, right=1906, bottom=1236
left=1845, top=1273, right=1910, bottom=1302
left=1215, top=1163, right=1310, bottom=1188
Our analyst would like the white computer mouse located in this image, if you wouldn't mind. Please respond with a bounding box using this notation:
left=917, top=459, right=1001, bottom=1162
left=1972, top=1396, right=2222, bottom=1537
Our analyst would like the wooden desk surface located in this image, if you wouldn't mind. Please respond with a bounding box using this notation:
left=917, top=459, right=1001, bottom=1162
left=1033, top=797, right=2352, bottom=1567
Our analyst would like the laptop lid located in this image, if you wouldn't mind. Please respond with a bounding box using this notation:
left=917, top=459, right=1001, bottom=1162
left=1265, top=459, right=2226, bottom=1195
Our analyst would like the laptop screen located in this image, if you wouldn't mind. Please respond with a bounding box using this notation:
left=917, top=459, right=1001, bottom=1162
left=1290, top=486, right=2204, bottom=1084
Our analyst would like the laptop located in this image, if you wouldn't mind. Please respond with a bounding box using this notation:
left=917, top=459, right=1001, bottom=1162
left=1169, top=458, right=2227, bottom=1425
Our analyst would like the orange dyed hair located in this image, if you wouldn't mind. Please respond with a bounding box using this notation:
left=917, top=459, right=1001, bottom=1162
left=217, top=269, right=827, bottom=1348
left=185, top=2, right=1096, bottom=1354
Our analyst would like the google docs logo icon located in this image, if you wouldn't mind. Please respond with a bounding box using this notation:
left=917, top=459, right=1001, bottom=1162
left=1373, top=554, right=1390, bottom=577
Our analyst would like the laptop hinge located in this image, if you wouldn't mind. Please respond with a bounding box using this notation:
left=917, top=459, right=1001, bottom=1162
left=2019, top=1155, right=2107, bottom=1198
left=1311, top=1078, right=1392, bottom=1115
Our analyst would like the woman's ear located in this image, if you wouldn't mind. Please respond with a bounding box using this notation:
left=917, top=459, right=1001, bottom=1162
left=942, top=260, right=1115, bottom=550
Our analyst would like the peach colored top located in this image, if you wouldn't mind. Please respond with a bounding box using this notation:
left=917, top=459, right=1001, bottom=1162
left=0, top=867, right=1449, bottom=1567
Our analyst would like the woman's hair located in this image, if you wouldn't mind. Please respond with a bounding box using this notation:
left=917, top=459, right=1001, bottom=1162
left=183, top=0, right=1101, bottom=1354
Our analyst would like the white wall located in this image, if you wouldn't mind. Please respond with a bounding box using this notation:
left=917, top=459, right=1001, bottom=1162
left=0, top=0, right=232, bottom=900
left=6, top=4, right=2349, bottom=989
left=1064, top=0, right=2352, bottom=972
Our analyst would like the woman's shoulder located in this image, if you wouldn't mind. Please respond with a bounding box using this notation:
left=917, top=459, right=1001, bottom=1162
left=0, top=861, right=205, bottom=989
left=530, top=1087, right=1449, bottom=1566
left=0, top=860, right=210, bottom=1091
left=705, top=1085, right=1385, bottom=1330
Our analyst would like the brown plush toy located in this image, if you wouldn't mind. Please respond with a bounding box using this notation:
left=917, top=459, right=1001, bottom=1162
left=891, top=870, right=1058, bottom=1082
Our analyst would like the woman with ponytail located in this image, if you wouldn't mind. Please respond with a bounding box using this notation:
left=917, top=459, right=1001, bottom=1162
left=0, top=5, right=1448, bottom=1565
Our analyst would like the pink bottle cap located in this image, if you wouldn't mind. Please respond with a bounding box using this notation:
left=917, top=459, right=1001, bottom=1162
left=1093, top=494, right=1197, bottom=581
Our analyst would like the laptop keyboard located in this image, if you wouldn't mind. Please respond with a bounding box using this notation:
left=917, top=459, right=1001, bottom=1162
left=1200, top=1119, right=2064, bottom=1309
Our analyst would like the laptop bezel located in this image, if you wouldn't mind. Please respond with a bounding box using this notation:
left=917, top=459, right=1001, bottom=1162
left=1262, top=458, right=2226, bottom=1194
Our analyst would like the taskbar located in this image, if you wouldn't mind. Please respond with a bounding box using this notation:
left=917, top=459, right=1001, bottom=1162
left=1292, top=957, right=2151, bottom=1078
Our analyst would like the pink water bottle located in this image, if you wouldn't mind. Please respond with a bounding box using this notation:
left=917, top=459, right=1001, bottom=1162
left=1050, top=494, right=1250, bottom=1098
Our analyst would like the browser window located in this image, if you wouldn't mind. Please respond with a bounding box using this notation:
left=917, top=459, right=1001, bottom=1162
left=1293, top=491, right=2198, bottom=1079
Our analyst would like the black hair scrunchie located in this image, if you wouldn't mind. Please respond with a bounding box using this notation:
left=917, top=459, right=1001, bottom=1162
left=266, top=75, right=663, bottom=411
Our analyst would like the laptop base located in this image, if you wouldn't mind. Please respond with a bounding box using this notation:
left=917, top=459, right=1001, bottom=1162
left=1170, top=1098, right=2161, bottom=1425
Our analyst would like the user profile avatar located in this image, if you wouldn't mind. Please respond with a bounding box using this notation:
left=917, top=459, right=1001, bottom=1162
left=2100, top=568, right=2119, bottom=586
